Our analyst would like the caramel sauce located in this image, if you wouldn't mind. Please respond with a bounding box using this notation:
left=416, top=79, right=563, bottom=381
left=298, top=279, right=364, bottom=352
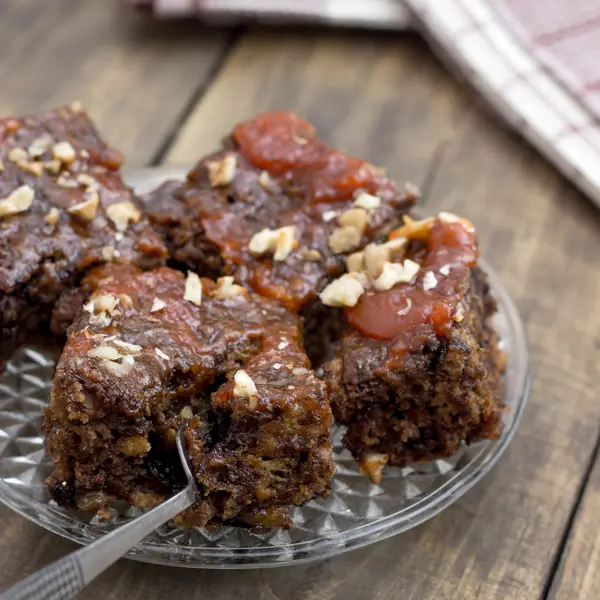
left=345, top=220, right=477, bottom=352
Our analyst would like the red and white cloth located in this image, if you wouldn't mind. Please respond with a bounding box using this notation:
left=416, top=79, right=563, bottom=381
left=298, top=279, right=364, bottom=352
left=129, top=0, right=600, bottom=208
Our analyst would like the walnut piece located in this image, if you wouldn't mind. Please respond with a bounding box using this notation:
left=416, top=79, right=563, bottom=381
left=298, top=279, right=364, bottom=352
left=360, top=453, right=389, bottom=484
left=233, top=369, right=258, bottom=407
left=28, top=134, right=53, bottom=158
left=52, top=141, right=77, bottom=164
left=44, top=207, right=60, bottom=225
left=339, top=207, right=369, bottom=233
left=328, top=226, right=362, bottom=254
left=207, top=153, right=236, bottom=187
left=67, top=192, right=99, bottom=221
left=363, top=243, right=391, bottom=279
left=319, top=273, right=365, bottom=307
left=0, top=185, right=35, bottom=218
left=423, top=271, right=438, bottom=291
left=112, top=340, right=142, bottom=355
left=184, top=271, right=203, bottom=306
left=89, top=345, right=121, bottom=361
left=106, top=200, right=141, bottom=232
left=213, top=276, right=245, bottom=299
left=180, top=406, right=194, bottom=420
left=248, top=226, right=297, bottom=261
left=118, top=435, right=151, bottom=457
left=150, top=297, right=167, bottom=312
left=155, top=348, right=170, bottom=361
left=353, top=191, right=381, bottom=211
left=374, top=259, right=420, bottom=292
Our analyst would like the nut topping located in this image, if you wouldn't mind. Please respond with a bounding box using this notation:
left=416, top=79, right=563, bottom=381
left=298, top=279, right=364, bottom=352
left=353, top=191, right=381, bottom=211
left=0, top=185, right=35, bottom=218
left=233, top=370, right=258, bottom=403
left=319, top=273, right=365, bottom=307
left=374, top=259, right=420, bottom=292
left=106, top=200, right=141, bottom=232
left=67, top=191, right=99, bottom=221
left=328, top=226, right=362, bottom=254
left=184, top=272, right=203, bottom=306
left=207, top=153, right=236, bottom=187
left=213, top=276, right=245, bottom=298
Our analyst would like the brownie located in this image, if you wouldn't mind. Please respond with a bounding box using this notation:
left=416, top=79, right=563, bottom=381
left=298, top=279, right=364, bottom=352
left=0, top=104, right=167, bottom=370
left=145, top=111, right=418, bottom=362
left=321, top=213, right=503, bottom=483
left=43, top=265, right=333, bottom=528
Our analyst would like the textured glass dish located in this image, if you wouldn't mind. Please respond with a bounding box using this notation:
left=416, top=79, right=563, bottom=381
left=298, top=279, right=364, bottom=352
left=0, top=167, right=531, bottom=569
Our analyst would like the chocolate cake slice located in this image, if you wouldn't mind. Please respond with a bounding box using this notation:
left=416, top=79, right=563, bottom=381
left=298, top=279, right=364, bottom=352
left=321, top=213, right=503, bottom=482
left=44, top=264, right=333, bottom=528
left=0, top=104, right=167, bottom=371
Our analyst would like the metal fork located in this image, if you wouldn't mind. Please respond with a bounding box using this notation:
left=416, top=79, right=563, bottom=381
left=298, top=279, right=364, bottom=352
left=0, top=425, right=197, bottom=600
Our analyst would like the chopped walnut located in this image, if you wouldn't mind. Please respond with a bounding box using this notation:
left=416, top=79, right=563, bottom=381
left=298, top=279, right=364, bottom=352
left=0, top=185, right=35, bottom=218
left=87, top=294, right=119, bottom=315
left=180, top=406, right=194, bottom=420
left=278, top=340, right=289, bottom=350
left=28, top=134, right=54, bottom=158
left=89, top=345, right=121, bottom=361
left=346, top=251, right=364, bottom=273
left=118, top=435, right=151, bottom=457
left=374, top=259, right=421, bottom=292
left=150, top=297, right=167, bottom=312
left=322, top=209, right=339, bottom=222
left=249, top=226, right=297, bottom=261
left=101, top=245, right=116, bottom=261
left=184, top=271, right=203, bottom=306
left=44, top=159, right=62, bottom=174
left=155, top=348, right=170, bottom=361
left=273, top=226, right=297, bottom=261
left=102, top=354, right=135, bottom=376
left=319, top=273, right=365, bottom=307
left=382, top=237, right=407, bottom=258
left=7, top=148, right=28, bottom=163
left=117, top=294, right=134, bottom=310
left=52, top=141, right=76, bottom=164
left=112, top=340, right=142, bottom=354
left=359, top=453, right=389, bottom=484
left=207, top=153, right=236, bottom=187
left=19, top=161, right=43, bottom=176
left=353, top=191, right=381, bottom=211
left=439, top=264, right=451, bottom=276
left=339, top=207, right=369, bottom=233
left=299, top=248, right=322, bottom=262
left=363, top=243, right=391, bottom=279
left=213, top=276, right=245, bottom=299
left=258, top=170, right=277, bottom=192
left=67, top=192, right=99, bottom=222
left=233, top=370, right=258, bottom=406
left=44, top=207, right=60, bottom=225
left=106, top=200, right=141, bottom=232
left=328, top=226, right=362, bottom=254
left=70, top=100, right=84, bottom=113
left=438, top=211, right=461, bottom=223
left=405, top=181, right=421, bottom=198
left=423, top=271, right=438, bottom=291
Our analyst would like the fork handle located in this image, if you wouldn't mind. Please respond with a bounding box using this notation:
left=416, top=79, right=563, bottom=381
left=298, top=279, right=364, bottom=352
left=0, top=486, right=195, bottom=600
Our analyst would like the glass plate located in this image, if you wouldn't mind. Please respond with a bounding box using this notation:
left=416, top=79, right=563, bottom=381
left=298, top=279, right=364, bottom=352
left=0, top=167, right=531, bottom=569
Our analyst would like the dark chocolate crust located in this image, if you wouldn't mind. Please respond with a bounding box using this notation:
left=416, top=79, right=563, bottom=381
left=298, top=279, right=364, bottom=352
left=0, top=104, right=167, bottom=368
left=43, top=265, right=333, bottom=528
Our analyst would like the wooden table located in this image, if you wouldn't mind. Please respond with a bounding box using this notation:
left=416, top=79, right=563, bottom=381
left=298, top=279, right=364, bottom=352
left=1, top=2, right=599, bottom=599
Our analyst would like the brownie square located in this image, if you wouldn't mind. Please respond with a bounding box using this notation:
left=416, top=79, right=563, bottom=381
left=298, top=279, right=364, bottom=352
left=0, top=104, right=167, bottom=369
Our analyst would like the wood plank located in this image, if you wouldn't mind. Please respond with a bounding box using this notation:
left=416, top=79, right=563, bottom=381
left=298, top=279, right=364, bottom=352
left=0, top=0, right=234, bottom=165
left=548, top=448, right=600, bottom=600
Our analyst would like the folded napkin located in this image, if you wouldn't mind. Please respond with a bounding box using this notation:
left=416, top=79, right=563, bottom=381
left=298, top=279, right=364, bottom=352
left=128, top=0, right=410, bottom=28
left=129, top=0, right=600, bottom=208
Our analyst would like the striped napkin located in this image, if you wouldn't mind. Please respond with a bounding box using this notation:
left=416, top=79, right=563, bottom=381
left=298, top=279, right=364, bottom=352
left=129, top=0, right=600, bottom=209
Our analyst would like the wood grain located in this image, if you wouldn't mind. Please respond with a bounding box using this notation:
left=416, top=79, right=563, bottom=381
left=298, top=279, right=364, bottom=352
left=548, top=447, right=600, bottom=600
left=0, top=0, right=234, bottom=165
left=2, top=25, right=600, bottom=600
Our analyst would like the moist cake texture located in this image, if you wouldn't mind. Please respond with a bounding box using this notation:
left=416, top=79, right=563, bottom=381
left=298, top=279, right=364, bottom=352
left=0, top=104, right=167, bottom=370
left=322, top=213, right=503, bottom=483
left=145, top=111, right=418, bottom=362
left=44, top=265, right=333, bottom=528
